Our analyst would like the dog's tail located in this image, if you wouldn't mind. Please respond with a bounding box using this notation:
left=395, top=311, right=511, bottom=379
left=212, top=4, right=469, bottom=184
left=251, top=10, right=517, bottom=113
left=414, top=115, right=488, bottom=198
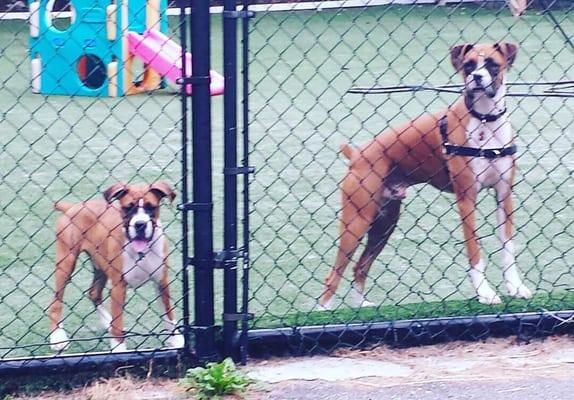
left=340, top=144, right=355, bottom=160
left=54, top=202, right=73, bottom=213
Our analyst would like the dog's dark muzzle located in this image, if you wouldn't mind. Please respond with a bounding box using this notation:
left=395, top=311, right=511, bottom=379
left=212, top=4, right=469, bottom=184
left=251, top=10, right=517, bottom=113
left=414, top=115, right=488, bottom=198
left=124, top=219, right=156, bottom=243
left=134, top=221, right=147, bottom=237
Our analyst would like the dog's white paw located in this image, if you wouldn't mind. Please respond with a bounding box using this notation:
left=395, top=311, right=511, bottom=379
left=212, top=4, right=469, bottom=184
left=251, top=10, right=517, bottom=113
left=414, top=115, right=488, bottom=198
left=96, top=304, right=112, bottom=330
left=162, top=318, right=185, bottom=348
left=358, top=299, right=375, bottom=308
left=350, top=286, right=374, bottom=308
left=167, top=333, right=185, bottom=349
left=503, top=262, right=532, bottom=299
left=477, top=286, right=502, bottom=305
left=50, top=327, right=70, bottom=352
left=316, top=298, right=334, bottom=311
left=478, top=291, right=502, bottom=306
left=470, top=262, right=501, bottom=305
left=506, top=281, right=533, bottom=299
left=475, top=279, right=502, bottom=305
left=110, top=338, right=128, bottom=353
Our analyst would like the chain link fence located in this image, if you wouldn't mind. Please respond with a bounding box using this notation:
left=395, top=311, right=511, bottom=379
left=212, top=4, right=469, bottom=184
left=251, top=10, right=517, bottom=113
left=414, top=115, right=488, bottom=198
left=246, top=0, right=574, bottom=354
left=1, top=0, right=573, bottom=374
left=0, top=0, right=191, bottom=362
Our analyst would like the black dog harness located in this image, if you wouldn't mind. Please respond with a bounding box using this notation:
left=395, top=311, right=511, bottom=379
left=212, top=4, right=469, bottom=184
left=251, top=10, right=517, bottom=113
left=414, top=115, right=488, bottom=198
left=439, top=103, right=517, bottom=159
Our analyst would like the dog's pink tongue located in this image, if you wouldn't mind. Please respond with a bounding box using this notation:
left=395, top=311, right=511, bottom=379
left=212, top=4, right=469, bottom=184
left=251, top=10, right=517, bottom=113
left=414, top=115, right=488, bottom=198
left=131, top=240, right=148, bottom=253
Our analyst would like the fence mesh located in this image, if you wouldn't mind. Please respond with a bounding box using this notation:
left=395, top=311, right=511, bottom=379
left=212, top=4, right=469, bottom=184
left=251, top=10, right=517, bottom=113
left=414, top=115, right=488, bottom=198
left=1, top=0, right=573, bottom=367
left=247, top=0, right=574, bottom=353
left=1, top=1, right=188, bottom=359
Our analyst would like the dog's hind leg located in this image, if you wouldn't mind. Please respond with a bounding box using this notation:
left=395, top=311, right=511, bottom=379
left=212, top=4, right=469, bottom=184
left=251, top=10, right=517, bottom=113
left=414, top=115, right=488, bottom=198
left=351, top=199, right=401, bottom=307
left=319, top=167, right=385, bottom=309
left=49, top=221, right=80, bottom=352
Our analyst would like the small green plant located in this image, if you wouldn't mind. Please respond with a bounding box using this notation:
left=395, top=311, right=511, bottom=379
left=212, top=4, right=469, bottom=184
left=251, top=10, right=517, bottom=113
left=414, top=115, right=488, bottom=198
left=180, top=358, right=253, bottom=399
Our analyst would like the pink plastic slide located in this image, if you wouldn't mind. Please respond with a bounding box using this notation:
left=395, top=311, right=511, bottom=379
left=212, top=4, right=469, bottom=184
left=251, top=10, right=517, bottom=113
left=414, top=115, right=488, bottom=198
left=127, top=29, right=224, bottom=96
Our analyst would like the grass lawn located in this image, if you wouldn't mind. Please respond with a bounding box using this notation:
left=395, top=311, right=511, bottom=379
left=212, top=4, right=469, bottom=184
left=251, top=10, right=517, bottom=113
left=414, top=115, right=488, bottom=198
left=0, top=3, right=572, bottom=358
left=247, top=5, right=574, bottom=326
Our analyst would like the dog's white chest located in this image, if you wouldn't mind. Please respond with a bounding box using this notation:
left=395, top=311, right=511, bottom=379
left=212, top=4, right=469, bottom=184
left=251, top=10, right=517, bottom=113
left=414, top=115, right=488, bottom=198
left=122, top=231, right=165, bottom=288
left=466, top=118, right=514, bottom=190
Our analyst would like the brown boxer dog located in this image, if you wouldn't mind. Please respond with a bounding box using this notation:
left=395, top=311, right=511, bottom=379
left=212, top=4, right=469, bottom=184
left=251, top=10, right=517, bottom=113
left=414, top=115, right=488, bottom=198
left=49, top=182, right=184, bottom=352
left=319, top=43, right=532, bottom=309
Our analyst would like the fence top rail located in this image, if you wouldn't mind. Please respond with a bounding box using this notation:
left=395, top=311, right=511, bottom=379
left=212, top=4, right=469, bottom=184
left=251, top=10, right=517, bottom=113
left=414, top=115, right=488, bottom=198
left=2, top=0, right=538, bottom=20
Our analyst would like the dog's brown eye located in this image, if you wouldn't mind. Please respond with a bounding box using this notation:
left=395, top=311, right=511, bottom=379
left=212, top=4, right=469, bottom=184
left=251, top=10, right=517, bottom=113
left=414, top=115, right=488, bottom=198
left=122, top=204, right=136, bottom=214
left=463, top=60, right=476, bottom=75
left=144, top=204, right=157, bottom=214
left=485, top=58, right=500, bottom=75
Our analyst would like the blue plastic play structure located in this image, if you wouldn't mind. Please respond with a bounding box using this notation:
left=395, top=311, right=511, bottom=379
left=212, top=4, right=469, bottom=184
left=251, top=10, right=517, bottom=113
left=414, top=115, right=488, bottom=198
left=29, top=0, right=168, bottom=96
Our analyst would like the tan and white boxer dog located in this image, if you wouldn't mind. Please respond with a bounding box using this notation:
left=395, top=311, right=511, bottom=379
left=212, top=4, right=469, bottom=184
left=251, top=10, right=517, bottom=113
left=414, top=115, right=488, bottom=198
left=49, top=182, right=184, bottom=352
left=319, top=43, right=533, bottom=309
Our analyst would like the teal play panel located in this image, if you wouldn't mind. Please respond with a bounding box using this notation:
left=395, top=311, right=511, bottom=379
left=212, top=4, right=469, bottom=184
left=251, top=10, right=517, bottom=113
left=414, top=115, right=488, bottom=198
left=29, top=0, right=168, bottom=96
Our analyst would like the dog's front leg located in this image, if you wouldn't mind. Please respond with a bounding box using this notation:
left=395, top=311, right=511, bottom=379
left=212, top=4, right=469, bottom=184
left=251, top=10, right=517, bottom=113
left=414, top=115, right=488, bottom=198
left=109, top=278, right=128, bottom=352
left=49, top=241, right=79, bottom=352
left=495, top=184, right=532, bottom=299
left=456, top=189, right=501, bottom=304
left=88, top=268, right=112, bottom=330
left=156, top=277, right=185, bottom=348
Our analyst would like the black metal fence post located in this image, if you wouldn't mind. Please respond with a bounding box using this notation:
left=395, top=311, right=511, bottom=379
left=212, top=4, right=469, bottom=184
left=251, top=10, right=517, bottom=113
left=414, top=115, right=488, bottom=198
left=190, top=0, right=217, bottom=362
left=239, top=0, right=253, bottom=366
left=222, top=0, right=240, bottom=361
left=178, top=0, right=192, bottom=358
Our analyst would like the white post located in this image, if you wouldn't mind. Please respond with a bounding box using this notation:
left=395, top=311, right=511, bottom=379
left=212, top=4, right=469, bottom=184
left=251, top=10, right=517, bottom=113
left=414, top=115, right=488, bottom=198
left=31, top=56, right=42, bottom=93
left=29, top=1, right=40, bottom=37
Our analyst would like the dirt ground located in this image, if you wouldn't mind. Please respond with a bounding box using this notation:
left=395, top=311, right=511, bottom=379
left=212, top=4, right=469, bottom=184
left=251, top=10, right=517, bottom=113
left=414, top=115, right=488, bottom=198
left=11, top=335, right=574, bottom=399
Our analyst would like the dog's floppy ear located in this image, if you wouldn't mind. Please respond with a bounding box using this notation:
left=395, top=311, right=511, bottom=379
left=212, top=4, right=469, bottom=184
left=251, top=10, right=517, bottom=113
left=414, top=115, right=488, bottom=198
left=150, top=181, right=176, bottom=203
left=450, top=43, right=474, bottom=71
left=103, top=182, right=128, bottom=203
left=340, top=144, right=355, bottom=160
left=495, top=42, right=519, bottom=69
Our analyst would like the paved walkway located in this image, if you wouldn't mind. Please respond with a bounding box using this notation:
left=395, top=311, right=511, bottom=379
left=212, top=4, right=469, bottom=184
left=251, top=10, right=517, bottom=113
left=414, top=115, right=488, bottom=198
left=246, top=335, right=574, bottom=400
left=13, top=336, right=574, bottom=399
left=248, top=377, right=574, bottom=400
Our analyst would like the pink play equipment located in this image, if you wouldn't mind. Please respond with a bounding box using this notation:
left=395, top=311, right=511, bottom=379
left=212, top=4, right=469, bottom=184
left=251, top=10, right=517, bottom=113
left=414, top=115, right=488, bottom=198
left=128, top=29, right=224, bottom=96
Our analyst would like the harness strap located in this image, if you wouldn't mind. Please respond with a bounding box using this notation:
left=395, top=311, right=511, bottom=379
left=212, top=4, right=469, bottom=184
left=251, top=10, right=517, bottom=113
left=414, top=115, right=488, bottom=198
left=439, top=115, right=517, bottom=159
left=464, top=96, right=507, bottom=122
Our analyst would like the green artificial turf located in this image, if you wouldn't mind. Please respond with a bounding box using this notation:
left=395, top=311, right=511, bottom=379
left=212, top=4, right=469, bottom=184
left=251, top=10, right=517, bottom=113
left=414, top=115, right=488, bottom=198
left=0, top=4, right=572, bottom=358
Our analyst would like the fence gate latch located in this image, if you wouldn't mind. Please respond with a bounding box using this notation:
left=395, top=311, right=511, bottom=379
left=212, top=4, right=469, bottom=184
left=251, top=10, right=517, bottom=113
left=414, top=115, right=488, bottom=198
left=177, top=202, right=213, bottom=211
left=222, top=10, right=256, bottom=19
left=224, top=166, right=256, bottom=176
left=214, top=248, right=245, bottom=269
left=175, top=75, right=211, bottom=86
left=223, top=312, right=254, bottom=322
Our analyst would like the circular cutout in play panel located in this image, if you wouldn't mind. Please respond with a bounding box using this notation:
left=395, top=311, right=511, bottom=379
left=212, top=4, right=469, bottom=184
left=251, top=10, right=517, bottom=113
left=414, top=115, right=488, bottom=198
left=77, top=54, right=106, bottom=90
left=47, top=0, right=76, bottom=32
